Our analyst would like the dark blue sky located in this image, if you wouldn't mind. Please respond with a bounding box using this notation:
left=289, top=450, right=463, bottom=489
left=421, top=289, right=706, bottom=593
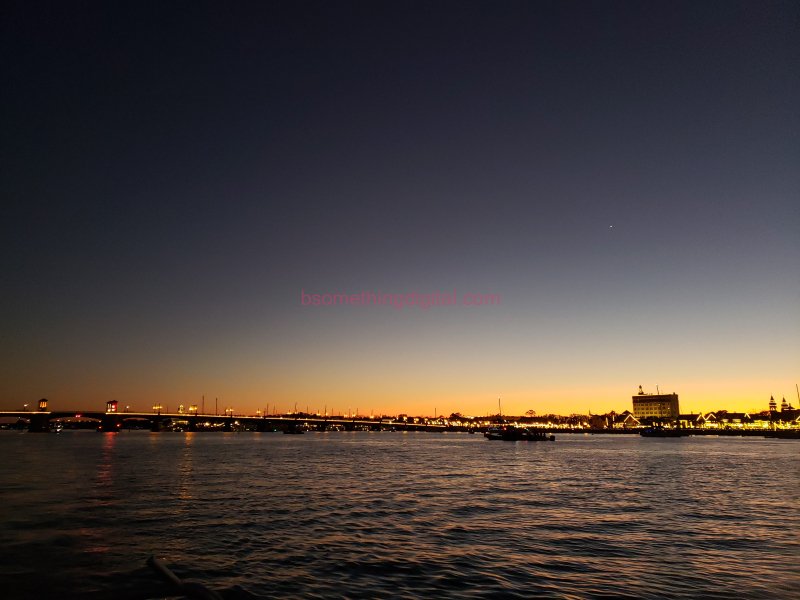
left=2, top=1, right=798, bottom=414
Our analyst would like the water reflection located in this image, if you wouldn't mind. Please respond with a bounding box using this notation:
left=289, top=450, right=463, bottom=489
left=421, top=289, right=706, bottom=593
left=92, top=433, right=117, bottom=503
left=0, top=433, right=798, bottom=599
left=177, top=432, right=195, bottom=503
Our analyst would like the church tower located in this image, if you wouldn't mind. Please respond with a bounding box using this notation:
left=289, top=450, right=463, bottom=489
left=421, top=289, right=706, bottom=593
left=769, top=395, right=777, bottom=412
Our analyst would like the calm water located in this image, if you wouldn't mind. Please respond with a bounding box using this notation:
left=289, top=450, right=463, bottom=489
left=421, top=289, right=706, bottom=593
left=0, top=431, right=798, bottom=599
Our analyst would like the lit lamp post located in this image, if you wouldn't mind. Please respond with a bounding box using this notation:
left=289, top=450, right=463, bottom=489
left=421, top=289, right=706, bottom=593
left=153, top=404, right=162, bottom=415
left=189, top=405, right=198, bottom=415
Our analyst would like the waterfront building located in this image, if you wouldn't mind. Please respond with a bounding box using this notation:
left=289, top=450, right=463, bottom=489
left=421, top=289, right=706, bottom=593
left=779, top=405, right=799, bottom=424
left=613, top=411, right=641, bottom=428
left=677, top=413, right=706, bottom=428
left=767, top=396, right=799, bottom=425
left=632, top=386, right=680, bottom=420
left=589, top=413, right=612, bottom=429
left=749, top=412, right=772, bottom=429
left=714, top=411, right=752, bottom=428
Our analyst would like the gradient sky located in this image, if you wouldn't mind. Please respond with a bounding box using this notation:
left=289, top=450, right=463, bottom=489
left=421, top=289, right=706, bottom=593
left=2, top=1, right=798, bottom=417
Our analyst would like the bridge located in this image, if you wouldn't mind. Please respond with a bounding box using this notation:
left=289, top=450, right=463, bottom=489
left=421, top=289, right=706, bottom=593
left=0, top=402, right=453, bottom=433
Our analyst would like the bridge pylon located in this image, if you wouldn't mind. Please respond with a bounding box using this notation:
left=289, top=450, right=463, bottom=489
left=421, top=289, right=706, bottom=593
left=28, top=412, right=50, bottom=433
left=100, top=414, right=122, bottom=433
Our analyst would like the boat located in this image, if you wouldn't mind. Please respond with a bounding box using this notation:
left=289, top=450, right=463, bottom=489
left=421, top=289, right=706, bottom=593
left=484, top=422, right=508, bottom=440
left=485, top=424, right=554, bottom=441
left=640, top=426, right=683, bottom=437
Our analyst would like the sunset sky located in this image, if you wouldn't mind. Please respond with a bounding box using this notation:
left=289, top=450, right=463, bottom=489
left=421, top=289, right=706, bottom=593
left=2, top=1, right=798, bottom=417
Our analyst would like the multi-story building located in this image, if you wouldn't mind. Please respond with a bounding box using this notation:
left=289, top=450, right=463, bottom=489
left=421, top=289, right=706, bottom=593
left=632, top=385, right=679, bottom=420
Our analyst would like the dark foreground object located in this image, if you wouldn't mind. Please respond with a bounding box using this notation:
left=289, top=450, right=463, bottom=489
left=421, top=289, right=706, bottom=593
left=147, top=555, right=223, bottom=600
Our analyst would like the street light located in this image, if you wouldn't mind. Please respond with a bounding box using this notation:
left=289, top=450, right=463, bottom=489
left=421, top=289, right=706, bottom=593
left=153, top=404, right=162, bottom=415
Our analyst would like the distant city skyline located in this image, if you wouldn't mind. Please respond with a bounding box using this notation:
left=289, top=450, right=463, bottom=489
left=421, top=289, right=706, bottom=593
left=2, top=383, right=798, bottom=419
left=1, top=1, right=798, bottom=417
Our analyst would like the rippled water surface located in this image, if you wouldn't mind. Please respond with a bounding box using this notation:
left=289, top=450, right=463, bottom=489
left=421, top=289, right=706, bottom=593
left=1, top=431, right=798, bottom=599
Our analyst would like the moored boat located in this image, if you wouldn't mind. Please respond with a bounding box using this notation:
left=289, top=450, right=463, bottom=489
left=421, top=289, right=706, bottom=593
left=485, top=424, right=554, bottom=441
left=640, top=426, right=683, bottom=437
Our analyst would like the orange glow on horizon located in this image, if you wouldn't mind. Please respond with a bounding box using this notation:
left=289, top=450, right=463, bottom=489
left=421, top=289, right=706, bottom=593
left=3, top=376, right=797, bottom=418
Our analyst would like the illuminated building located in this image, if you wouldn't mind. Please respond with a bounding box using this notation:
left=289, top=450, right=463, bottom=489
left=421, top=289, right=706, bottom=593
left=631, top=385, right=679, bottom=420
